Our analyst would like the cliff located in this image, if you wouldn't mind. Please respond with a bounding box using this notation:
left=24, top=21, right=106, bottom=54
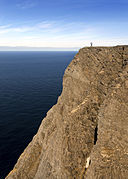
left=6, top=46, right=128, bottom=179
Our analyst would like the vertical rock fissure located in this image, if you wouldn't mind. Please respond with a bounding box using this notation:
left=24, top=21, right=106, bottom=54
left=94, top=125, right=98, bottom=145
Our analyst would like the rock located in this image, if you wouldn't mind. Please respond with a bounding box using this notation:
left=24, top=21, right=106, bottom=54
left=6, top=46, right=128, bottom=179
left=85, top=67, right=128, bottom=179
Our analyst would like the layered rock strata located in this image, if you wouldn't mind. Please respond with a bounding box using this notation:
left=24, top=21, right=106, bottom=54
left=6, top=46, right=128, bottom=179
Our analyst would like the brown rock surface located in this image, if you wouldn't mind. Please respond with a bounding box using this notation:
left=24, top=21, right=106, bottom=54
left=85, top=66, right=128, bottom=179
left=6, top=46, right=128, bottom=179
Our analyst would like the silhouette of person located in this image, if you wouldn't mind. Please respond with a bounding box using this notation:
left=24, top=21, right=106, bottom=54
left=90, top=42, right=93, bottom=47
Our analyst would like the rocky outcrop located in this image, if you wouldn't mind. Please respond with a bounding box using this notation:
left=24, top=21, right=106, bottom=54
left=86, top=68, right=128, bottom=179
left=6, top=46, right=128, bottom=179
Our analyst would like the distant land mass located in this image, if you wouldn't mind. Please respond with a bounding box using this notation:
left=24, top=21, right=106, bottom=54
left=0, top=46, right=79, bottom=51
left=6, top=46, right=128, bottom=179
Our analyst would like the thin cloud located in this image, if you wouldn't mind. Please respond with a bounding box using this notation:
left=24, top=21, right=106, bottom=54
left=17, top=0, right=37, bottom=9
left=0, top=22, right=54, bottom=34
left=38, top=22, right=53, bottom=29
left=0, top=25, right=12, bottom=29
left=0, top=26, right=33, bottom=34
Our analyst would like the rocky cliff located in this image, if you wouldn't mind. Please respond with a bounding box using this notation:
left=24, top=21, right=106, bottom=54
left=6, top=46, right=128, bottom=179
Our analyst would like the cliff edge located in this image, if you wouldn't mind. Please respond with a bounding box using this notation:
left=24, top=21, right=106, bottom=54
left=6, top=46, right=128, bottom=179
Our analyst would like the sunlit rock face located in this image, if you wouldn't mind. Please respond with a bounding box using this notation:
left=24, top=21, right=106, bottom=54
left=6, top=46, right=128, bottom=179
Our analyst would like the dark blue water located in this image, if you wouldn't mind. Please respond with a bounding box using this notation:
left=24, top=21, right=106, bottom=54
left=0, top=51, right=76, bottom=178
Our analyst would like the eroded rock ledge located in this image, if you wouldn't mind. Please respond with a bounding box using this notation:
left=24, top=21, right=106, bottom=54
left=6, top=46, right=128, bottom=179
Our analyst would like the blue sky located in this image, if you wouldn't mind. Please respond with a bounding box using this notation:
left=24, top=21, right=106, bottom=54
left=0, top=0, right=128, bottom=50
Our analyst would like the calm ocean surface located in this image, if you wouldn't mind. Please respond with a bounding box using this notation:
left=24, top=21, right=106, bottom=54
left=0, top=51, right=76, bottom=178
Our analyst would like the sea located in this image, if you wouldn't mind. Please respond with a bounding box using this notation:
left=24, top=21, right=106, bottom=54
left=0, top=51, right=76, bottom=178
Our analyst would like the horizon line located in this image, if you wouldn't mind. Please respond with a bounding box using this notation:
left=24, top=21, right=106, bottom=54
left=0, top=46, right=80, bottom=51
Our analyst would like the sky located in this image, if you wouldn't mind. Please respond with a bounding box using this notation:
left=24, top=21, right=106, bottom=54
left=0, top=0, right=128, bottom=50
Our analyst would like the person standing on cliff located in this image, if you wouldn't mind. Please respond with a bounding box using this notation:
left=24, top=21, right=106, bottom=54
left=90, top=42, right=93, bottom=47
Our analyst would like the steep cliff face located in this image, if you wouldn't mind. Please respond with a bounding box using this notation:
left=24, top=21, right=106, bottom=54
left=6, top=46, right=128, bottom=179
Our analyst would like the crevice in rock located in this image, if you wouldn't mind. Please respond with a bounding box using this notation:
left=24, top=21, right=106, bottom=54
left=94, top=125, right=98, bottom=145
left=122, top=59, right=128, bottom=67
